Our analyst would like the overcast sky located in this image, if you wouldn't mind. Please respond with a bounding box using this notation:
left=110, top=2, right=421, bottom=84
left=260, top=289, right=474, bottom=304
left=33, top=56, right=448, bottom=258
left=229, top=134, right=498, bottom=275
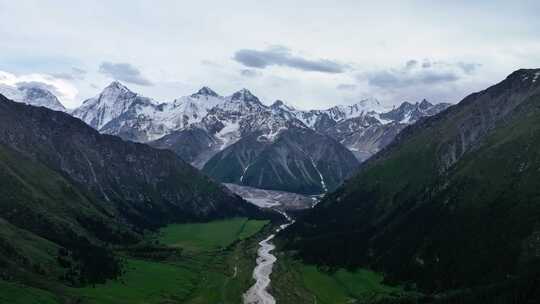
left=1, top=0, right=539, bottom=109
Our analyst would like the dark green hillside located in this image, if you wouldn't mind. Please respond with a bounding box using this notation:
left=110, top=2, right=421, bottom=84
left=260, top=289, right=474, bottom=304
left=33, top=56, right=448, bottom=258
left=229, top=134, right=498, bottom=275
left=283, top=69, right=540, bottom=300
left=0, top=94, right=265, bottom=296
left=0, top=143, right=134, bottom=285
left=0, top=96, right=261, bottom=227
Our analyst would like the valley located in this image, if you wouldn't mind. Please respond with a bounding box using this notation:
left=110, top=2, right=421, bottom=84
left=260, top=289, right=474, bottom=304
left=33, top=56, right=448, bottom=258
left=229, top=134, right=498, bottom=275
left=2, top=2, right=540, bottom=303
left=0, top=36, right=539, bottom=304
left=271, top=257, right=412, bottom=304
left=2, top=70, right=540, bottom=303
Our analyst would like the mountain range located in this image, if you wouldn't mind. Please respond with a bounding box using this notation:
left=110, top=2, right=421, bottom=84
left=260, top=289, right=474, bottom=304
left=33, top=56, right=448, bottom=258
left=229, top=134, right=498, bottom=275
left=282, top=68, right=540, bottom=302
left=2, top=67, right=540, bottom=302
left=1, top=81, right=449, bottom=194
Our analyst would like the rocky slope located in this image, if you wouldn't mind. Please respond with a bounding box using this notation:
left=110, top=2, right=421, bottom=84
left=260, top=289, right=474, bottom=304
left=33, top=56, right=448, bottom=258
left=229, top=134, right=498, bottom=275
left=282, top=69, right=540, bottom=300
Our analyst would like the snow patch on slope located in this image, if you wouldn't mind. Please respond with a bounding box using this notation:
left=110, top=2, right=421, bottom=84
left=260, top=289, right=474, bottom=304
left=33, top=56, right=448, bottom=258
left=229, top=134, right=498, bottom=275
left=533, top=72, right=540, bottom=83
left=309, top=157, right=327, bottom=193
left=215, top=120, right=241, bottom=149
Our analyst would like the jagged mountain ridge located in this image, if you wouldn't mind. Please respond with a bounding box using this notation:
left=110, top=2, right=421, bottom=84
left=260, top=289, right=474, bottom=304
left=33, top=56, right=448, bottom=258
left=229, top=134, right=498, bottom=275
left=70, top=82, right=450, bottom=164
left=320, top=99, right=451, bottom=161
left=12, top=81, right=449, bottom=195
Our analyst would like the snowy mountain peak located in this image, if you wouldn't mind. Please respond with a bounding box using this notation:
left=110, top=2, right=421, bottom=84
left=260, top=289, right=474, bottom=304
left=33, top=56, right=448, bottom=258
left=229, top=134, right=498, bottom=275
left=106, top=80, right=129, bottom=90
left=324, top=97, right=387, bottom=123
left=395, top=101, right=414, bottom=110
left=380, top=99, right=450, bottom=124
left=231, top=89, right=261, bottom=104
left=103, top=81, right=132, bottom=94
left=90, top=81, right=139, bottom=107
left=72, top=82, right=158, bottom=131
left=191, top=86, right=219, bottom=98
left=354, top=97, right=386, bottom=113
left=271, top=100, right=295, bottom=111
left=0, top=83, right=66, bottom=111
left=419, top=99, right=433, bottom=109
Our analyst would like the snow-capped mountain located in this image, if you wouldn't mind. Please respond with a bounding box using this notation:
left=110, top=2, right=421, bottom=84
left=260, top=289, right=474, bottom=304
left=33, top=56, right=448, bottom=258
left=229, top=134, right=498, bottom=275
left=321, top=99, right=451, bottom=160
left=153, top=86, right=225, bottom=132
left=273, top=97, right=391, bottom=131
left=0, top=83, right=66, bottom=111
left=380, top=99, right=449, bottom=123
left=71, top=83, right=292, bottom=145
left=152, top=88, right=309, bottom=166
left=70, top=81, right=162, bottom=142
left=267, top=97, right=451, bottom=160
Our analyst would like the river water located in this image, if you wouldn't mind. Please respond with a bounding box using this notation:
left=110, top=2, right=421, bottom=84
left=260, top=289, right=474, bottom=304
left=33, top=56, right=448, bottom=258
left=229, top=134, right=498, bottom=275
left=243, top=212, right=293, bottom=304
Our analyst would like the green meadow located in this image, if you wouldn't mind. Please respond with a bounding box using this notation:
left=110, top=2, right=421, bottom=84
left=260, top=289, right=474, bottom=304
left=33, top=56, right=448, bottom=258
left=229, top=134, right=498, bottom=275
left=159, top=217, right=267, bottom=251
left=0, top=217, right=268, bottom=304
left=0, top=281, right=61, bottom=304
left=271, top=256, right=417, bottom=304
left=73, top=217, right=268, bottom=304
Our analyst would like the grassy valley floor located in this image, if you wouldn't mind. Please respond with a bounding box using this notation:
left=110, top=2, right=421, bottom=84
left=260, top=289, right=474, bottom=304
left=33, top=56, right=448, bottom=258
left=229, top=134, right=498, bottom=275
left=1, top=217, right=269, bottom=304
left=0, top=280, right=62, bottom=304
left=271, top=254, right=420, bottom=304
